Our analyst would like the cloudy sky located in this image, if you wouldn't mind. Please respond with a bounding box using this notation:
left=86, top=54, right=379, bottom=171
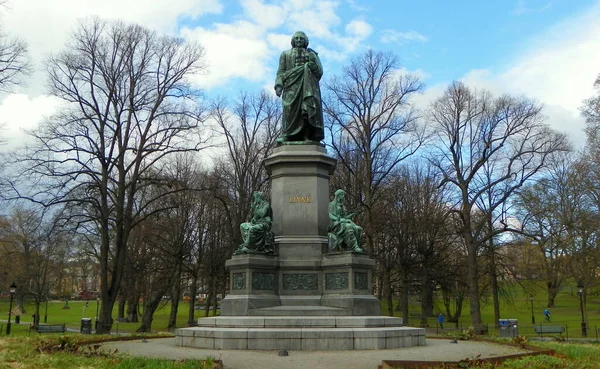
left=1, top=0, right=599, bottom=149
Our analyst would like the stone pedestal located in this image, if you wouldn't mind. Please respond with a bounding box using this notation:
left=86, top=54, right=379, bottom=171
left=175, top=316, right=427, bottom=350
left=221, top=144, right=378, bottom=316
left=180, top=144, right=426, bottom=350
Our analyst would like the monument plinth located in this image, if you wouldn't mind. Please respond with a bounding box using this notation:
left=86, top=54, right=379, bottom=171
left=175, top=144, right=424, bottom=350
left=220, top=144, right=379, bottom=316
left=175, top=30, right=424, bottom=350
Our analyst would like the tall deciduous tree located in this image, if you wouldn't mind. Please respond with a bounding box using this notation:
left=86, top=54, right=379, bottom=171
left=0, top=0, right=30, bottom=93
left=0, top=206, right=68, bottom=323
left=7, top=18, right=208, bottom=333
left=514, top=152, right=579, bottom=307
left=211, top=91, right=279, bottom=249
left=428, top=81, right=569, bottom=326
left=580, top=74, right=600, bottom=150
left=323, top=49, right=424, bottom=256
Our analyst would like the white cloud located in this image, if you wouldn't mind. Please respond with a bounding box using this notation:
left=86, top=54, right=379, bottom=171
left=497, top=3, right=600, bottom=146
left=286, top=1, right=341, bottom=40
left=345, top=19, right=372, bottom=39
left=380, top=30, right=428, bottom=44
left=181, top=22, right=273, bottom=88
left=0, top=0, right=224, bottom=148
left=0, top=93, right=61, bottom=149
left=2, top=0, right=223, bottom=92
left=241, top=0, right=286, bottom=29
left=0, top=0, right=371, bottom=150
left=416, top=2, right=600, bottom=148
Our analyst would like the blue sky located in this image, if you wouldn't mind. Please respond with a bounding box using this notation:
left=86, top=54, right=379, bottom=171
left=1, top=0, right=599, bottom=147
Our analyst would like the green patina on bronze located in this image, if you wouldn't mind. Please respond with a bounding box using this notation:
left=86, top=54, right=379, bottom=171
left=325, top=272, right=349, bottom=290
left=282, top=274, right=319, bottom=290
left=274, top=31, right=324, bottom=143
left=235, top=192, right=275, bottom=255
left=328, top=189, right=364, bottom=253
left=232, top=272, right=246, bottom=290
left=252, top=272, right=276, bottom=291
left=354, top=272, right=369, bottom=290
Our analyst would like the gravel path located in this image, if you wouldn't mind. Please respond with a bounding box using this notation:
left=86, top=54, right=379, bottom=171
left=101, top=338, right=532, bottom=369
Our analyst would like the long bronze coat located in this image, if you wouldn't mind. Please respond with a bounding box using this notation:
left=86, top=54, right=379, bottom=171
left=275, top=47, right=324, bottom=142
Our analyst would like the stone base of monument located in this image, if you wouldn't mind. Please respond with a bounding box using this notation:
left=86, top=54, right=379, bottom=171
left=220, top=252, right=380, bottom=316
left=174, top=316, right=425, bottom=350
left=174, top=144, right=427, bottom=350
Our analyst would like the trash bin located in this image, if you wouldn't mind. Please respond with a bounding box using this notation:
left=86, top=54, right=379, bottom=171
left=80, top=318, right=92, bottom=334
left=15, top=315, right=20, bottom=324
left=498, top=319, right=518, bottom=337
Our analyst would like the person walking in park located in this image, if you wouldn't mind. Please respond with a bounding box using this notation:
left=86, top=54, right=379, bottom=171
left=438, top=313, right=445, bottom=329
left=544, top=309, right=551, bottom=321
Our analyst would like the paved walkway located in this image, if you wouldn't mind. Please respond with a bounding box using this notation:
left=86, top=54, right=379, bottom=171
left=101, top=338, right=532, bottom=369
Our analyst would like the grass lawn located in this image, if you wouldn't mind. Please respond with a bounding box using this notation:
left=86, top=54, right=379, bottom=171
left=0, top=299, right=218, bottom=336
left=380, top=280, right=600, bottom=339
left=0, top=334, right=600, bottom=369
left=0, top=334, right=219, bottom=369
left=2, top=280, right=599, bottom=338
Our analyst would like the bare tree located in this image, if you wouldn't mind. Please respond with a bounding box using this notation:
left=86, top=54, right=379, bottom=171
left=210, top=91, right=279, bottom=249
left=0, top=206, right=69, bottom=323
left=0, top=0, right=31, bottom=92
left=514, top=152, right=581, bottom=307
left=378, top=164, right=455, bottom=324
left=580, top=74, right=600, bottom=149
left=428, top=81, right=569, bottom=326
left=323, top=49, right=424, bottom=256
left=6, top=18, right=208, bottom=333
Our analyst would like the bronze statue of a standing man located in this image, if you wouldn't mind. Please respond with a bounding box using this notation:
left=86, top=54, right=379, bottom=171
left=274, top=31, right=324, bottom=143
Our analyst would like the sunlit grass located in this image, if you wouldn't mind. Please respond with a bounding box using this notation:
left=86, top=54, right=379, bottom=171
left=379, top=279, right=600, bottom=338
left=0, top=335, right=219, bottom=369
left=0, top=299, right=218, bottom=335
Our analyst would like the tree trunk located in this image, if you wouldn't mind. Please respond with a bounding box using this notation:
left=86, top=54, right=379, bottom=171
left=204, top=276, right=215, bottom=317
left=168, top=297, right=179, bottom=330
left=136, top=298, right=161, bottom=333
left=467, top=243, right=482, bottom=326
left=546, top=280, right=560, bottom=308
left=34, top=302, right=41, bottom=325
left=188, top=276, right=198, bottom=326
left=97, top=299, right=115, bottom=334
left=421, top=271, right=434, bottom=317
left=127, top=299, right=139, bottom=323
left=395, top=290, right=402, bottom=311
left=118, top=298, right=126, bottom=321
left=211, top=278, right=219, bottom=316
left=386, top=280, right=393, bottom=317
left=489, top=247, right=500, bottom=327
left=401, top=278, right=409, bottom=324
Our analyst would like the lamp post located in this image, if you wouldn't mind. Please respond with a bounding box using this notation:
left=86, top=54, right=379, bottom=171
left=6, top=282, right=17, bottom=335
left=44, top=297, right=49, bottom=323
left=578, top=286, right=587, bottom=337
left=529, top=296, right=535, bottom=324
left=95, top=296, right=100, bottom=332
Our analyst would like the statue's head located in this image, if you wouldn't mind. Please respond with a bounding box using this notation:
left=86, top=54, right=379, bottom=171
left=253, top=191, right=264, bottom=201
left=334, top=189, right=345, bottom=200
left=291, top=31, right=309, bottom=48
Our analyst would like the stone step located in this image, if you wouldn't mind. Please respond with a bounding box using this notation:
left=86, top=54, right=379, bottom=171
left=196, top=315, right=404, bottom=328
left=175, top=325, right=424, bottom=350
left=249, top=305, right=350, bottom=316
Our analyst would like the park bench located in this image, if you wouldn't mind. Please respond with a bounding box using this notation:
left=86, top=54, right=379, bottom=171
left=534, top=325, right=565, bottom=336
left=409, top=313, right=421, bottom=319
left=32, top=324, right=66, bottom=334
